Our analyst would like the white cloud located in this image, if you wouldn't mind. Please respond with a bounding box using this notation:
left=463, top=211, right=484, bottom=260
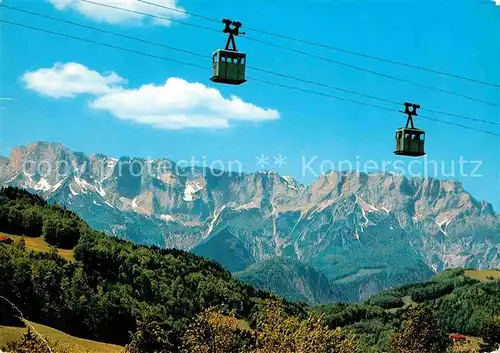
left=23, top=63, right=280, bottom=130
left=22, top=62, right=126, bottom=98
left=90, top=78, right=279, bottom=129
left=0, top=97, right=12, bottom=101
left=495, top=0, right=500, bottom=5
left=48, top=0, right=187, bottom=26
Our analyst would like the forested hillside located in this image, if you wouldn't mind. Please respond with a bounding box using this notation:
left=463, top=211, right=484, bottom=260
left=312, top=268, right=500, bottom=352
left=0, top=187, right=304, bottom=350
left=1, top=186, right=499, bottom=353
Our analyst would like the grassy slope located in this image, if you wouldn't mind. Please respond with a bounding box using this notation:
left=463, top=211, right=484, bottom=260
left=451, top=335, right=483, bottom=352
left=0, top=232, right=74, bottom=261
left=0, top=321, right=124, bottom=353
left=465, top=269, right=500, bottom=282
left=0, top=316, right=247, bottom=353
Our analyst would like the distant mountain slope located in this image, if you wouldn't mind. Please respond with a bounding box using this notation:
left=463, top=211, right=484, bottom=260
left=1, top=141, right=499, bottom=302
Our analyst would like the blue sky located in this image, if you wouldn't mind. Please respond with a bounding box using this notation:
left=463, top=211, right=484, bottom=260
left=0, top=0, right=499, bottom=210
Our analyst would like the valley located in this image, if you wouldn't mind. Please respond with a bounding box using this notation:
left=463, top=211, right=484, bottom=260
left=1, top=141, right=499, bottom=304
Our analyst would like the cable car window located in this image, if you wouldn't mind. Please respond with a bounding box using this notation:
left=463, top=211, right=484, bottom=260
left=420, top=134, right=425, bottom=140
left=396, top=132, right=402, bottom=139
left=404, top=133, right=410, bottom=139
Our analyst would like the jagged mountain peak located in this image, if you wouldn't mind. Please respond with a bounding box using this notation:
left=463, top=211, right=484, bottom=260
left=2, top=142, right=496, bottom=221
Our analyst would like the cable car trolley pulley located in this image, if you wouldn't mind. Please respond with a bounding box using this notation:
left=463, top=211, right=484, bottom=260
left=210, top=19, right=247, bottom=85
left=394, top=102, right=426, bottom=157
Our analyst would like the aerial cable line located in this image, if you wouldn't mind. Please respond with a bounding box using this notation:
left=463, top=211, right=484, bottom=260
left=138, top=0, right=221, bottom=24
left=420, top=107, right=500, bottom=127
left=0, top=5, right=208, bottom=59
left=3, top=4, right=498, bottom=128
left=0, top=19, right=208, bottom=70
left=418, top=114, right=499, bottom=136
left=79, top=0, right=499, bottom=107
left=137, top=0, right=500, bottom=89
left=80, top=0, right=220, bottom=34
left=2, top=19, right=499, bottom=138
left=241, top=35, right=500, bottom=107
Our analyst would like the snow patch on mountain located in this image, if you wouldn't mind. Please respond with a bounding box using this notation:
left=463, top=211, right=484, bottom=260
left=355, top=194, right=379, bottom=213
left=413, top=213, right=423, bottom=222
left=436, top=221, right=449, bottom=236
left=281, top=176, right=302, bottom=191
left=73, top=176, right=94, bottom=194
left=436, top=218, right=449, bottom=228
left=206, top=205, right=229, bottom=237
left=100, top=157, right=118, bottom=182
left=96, top=182, right=106, bottom=197
left=51, top=178, right=66, bottom=192
left=235, top=201, right=259, bottom=210
left=69, top=184, right=79, bottom=196
left=105, top=201, right=114, bottom=209
left=435, top=214, right=452, bottom=236
left=34, top=177, right=51, bottom=191
left=183, top=181, right=203, bottom=201
left=23, top=173, right=52, bottom=192
left=160, top=214, right=175, bottom=222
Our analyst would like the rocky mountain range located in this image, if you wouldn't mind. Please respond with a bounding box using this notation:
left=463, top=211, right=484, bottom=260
left=1, top=141, right=499, bottom=303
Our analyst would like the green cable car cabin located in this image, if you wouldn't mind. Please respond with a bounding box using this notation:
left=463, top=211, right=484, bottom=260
left=210, top=19, right=247, bottom=86
left=394, top=102, right=426, bottom=157
left=210, top=49, right=247, bottom=85
left=394, top=127, right=425, bottom=157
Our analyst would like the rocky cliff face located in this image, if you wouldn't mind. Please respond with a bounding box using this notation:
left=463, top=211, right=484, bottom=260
left=1, top=141, right=498, bottom=303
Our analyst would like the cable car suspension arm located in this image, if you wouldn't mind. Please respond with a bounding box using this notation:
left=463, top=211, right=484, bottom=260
left=222, top=19, right=244, bottom=51
left=400, top=102, right=420, bottom=129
